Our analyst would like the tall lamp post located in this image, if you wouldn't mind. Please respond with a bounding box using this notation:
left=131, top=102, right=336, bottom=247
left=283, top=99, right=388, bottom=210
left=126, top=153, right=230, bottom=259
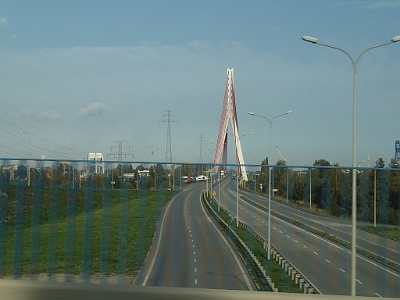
left=302, top=34, right=400, bottom=296
left=248, top=110, right=292, bottom=260
left=21, top=130, right=31, bottom=187
left=223, top=132, right=251, bottom=226
left=235, top=133, right=251, bottom=227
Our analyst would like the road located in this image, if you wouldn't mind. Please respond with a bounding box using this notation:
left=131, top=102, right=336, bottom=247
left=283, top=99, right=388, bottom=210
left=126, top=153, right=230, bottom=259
left=135, top=183, right=254, bottom=290
left=215, top=178, right=400, bottom=297
left=240, top=188, right=400, bottom=266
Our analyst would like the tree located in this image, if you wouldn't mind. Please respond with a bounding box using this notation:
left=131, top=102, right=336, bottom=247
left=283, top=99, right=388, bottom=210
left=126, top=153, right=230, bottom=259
left=93, top=174, right=105, bottom=188
left=154, top=164, right=167, bottom=188
left=0, top=168, right=11, bottom=185
left=259, top=157, right=268, bottom=194
left=51, top=163, right=70, bottom=187
left=358, top=170, right=371, bottom=221
left=313, top=159, right=332, bottom=167
left=302, top=169, right=311, bottom=208
left=312, top=159, right=333, bottom=210
left=389, top=158, right=398, bottom=168
left=293, top=171, right=304, bottom=201
left=122, top=164, right=134, bottom=174
left=339, top=170, right=351, bottom=216
left=378, top=169, right=390, bottom=224
left=16, top=165, right=27, bottom=180
left=274, top=159, right=287, bottom=198
left=389, top=166, right=400, bottom=211
left=376, top=158, right=385, bottom=168
left=181, top=164, right=195, bottom=178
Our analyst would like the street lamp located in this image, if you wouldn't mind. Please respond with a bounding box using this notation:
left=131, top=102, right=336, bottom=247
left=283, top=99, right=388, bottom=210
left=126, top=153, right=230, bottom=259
left=235, top=133, right=251, bottom=227
left=302, top=34, right=400, bottom=296
left=248, top=110, right=292, bottom=260
left=66, top=143, right=75, bottom=189
left=21, top=130, right=31, bottom=187
left=224, top=132, right=252, bottom=227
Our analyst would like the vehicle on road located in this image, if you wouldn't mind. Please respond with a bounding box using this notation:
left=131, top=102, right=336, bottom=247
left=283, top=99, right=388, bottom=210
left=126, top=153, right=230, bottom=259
left=195, top=175, right=207, bottom=181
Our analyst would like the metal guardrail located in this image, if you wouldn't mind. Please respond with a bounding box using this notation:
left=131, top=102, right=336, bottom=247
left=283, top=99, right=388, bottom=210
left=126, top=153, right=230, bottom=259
left=239, top=221, right=319, bottom=294
left=203, top=192, right=274, bottom=291
left=207, top=189, right=319, bottom=294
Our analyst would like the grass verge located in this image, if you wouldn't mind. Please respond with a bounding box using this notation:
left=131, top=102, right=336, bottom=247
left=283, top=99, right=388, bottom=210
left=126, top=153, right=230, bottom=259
left=357, top=226, right=399, bottom=241
left=0, top=186, right=174, bottom=278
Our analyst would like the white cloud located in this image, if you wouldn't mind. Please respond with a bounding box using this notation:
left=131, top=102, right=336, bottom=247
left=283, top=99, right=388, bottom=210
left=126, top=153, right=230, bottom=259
left=36, top=110, right=63, bottom=120
left=0, top=18, right=8, bottom=27
left=77, top=102, right=110, bottom=117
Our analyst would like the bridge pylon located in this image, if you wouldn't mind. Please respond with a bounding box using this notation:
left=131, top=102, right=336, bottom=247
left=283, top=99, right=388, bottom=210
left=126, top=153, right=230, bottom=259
left=213, top=68, right=248, bottom=181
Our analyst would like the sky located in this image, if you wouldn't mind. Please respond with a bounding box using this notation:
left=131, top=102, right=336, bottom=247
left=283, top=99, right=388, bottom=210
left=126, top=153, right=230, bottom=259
left=0, top=0, right=400, bottom=168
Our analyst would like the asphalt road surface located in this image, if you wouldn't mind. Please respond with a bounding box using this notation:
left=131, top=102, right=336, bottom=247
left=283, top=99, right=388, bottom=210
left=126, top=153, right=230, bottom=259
left=135, top=183, right=255, bottom=290
left=215, top=178, right=400, bottom=297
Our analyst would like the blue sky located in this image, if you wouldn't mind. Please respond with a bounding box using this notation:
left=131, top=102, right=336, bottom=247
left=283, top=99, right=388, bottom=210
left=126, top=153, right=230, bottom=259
left=0, top=0, right=399, bottom=168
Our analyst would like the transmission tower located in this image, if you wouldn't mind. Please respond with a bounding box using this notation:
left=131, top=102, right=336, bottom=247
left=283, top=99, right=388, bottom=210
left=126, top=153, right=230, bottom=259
left=196, top=134, right=208, bottom=163
left=107, top=141, right=134, bottom=162
left=160, top=110, right=178, bottom=168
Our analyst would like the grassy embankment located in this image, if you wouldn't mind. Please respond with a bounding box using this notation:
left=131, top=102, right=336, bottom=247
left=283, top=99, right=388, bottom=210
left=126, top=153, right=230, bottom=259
left=0, top=185, right=173, bottom=278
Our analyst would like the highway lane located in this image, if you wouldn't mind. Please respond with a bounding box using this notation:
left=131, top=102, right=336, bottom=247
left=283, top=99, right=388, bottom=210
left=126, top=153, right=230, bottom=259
left=135, top=183, right=254, bottom=290
left=216, top=178, right=400, bottom=297
left=240, top=189, right=400, bottom=266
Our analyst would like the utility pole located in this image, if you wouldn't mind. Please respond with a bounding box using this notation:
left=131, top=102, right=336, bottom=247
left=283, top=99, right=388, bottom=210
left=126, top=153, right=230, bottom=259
left=160, top=110, right=178, bottom=168
left=196, top=134, right=207, bottom=164
left=160, top=110, right=178, bottom=189
left=196, top=134, right=208, bottom=175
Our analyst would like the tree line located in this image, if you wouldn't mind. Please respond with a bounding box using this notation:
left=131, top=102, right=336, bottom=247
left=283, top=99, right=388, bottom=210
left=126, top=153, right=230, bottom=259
left=0, top=162, right=203, bottom=190
left=253, top=158, right=400, bottom=225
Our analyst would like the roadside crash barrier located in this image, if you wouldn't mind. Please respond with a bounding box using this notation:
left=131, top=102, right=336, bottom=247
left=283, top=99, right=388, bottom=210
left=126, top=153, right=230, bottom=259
left=207, top=192, right=319, bottom=294
left=203, top=192, right=275, bottom=292
left=237, top=221, right=320, bottom=294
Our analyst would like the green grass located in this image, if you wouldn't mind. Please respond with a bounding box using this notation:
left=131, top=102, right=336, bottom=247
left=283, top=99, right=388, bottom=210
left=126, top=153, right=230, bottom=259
left=357, top=226, right=400, bottom=241
left=0, top=186, right=174, bottom=277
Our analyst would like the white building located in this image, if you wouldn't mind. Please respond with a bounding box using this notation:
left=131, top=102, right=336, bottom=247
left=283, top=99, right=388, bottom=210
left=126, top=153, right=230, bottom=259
left=87, top=153, right=104, bottom=175
left=138, top=170, right=150, bottom=177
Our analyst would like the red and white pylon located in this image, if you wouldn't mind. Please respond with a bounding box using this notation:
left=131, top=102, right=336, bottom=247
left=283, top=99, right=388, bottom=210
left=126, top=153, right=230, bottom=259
left=213, top=68, right=248, bottom=181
